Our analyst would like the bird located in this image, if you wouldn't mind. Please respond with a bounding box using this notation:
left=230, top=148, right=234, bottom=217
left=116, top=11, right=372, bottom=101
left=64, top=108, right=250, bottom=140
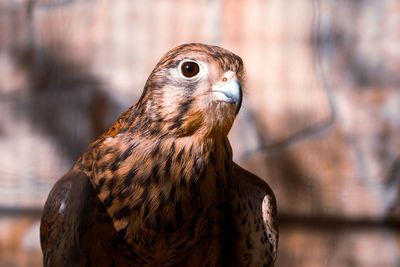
left=40, top=43, right=278, bottom=267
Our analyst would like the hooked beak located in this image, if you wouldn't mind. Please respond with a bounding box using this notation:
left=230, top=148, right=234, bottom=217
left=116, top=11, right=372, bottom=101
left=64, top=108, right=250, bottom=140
left=211, top=79, right=243, bottom=115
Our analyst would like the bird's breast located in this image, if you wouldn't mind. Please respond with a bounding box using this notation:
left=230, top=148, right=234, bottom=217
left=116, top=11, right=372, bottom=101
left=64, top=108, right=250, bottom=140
left=81, top=135, right=233, bottom=265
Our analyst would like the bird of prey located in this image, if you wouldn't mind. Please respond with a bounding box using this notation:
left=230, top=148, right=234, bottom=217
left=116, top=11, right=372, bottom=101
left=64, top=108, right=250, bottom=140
left=40, top=43, right=278, bottom=267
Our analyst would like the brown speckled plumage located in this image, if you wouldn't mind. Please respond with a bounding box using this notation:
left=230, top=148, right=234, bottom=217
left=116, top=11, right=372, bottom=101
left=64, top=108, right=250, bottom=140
left=40, top=43, right=278, bottom=267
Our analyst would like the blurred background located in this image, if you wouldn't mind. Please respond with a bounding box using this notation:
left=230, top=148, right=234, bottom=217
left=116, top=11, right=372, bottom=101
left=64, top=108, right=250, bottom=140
left=0, top=0, right=399, bottom=266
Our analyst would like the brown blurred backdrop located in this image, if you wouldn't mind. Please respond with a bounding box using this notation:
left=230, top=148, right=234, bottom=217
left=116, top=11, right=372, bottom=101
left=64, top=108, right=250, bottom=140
left=0, top=0, right=399, bottom=266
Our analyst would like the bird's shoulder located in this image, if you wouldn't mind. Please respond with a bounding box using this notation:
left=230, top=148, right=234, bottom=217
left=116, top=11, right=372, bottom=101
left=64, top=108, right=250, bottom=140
left=40, top=169, right=91, bottom=266
left=41, top=168, right=134, bottom=267
left=224, top=163, right=278, bottom=267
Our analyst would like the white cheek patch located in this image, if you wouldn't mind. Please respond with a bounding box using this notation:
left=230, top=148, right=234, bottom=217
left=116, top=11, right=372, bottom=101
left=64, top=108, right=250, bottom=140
left=197, top=93, right=214, bottom=110
left=161, top=85, right=186, bottom=116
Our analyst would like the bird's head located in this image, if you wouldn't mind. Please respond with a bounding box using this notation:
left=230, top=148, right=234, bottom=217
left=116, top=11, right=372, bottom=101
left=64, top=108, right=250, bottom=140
left=137, top=43, right=244, bottom=137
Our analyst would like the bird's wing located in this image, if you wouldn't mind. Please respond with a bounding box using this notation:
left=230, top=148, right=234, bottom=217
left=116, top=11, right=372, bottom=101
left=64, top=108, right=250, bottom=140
left=41, top=169, right=137, bottom=267
left=225, top=162, right=278, bottom=267
left=40, top=169, right=90, bottom=267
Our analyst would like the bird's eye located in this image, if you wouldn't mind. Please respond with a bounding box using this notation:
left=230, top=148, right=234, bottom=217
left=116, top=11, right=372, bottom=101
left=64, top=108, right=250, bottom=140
left=180, top=61, right=200, bottom=78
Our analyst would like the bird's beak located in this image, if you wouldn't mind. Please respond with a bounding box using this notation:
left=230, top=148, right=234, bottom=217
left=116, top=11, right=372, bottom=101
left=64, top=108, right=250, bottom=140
left=212, top=78, right=243, bottom=115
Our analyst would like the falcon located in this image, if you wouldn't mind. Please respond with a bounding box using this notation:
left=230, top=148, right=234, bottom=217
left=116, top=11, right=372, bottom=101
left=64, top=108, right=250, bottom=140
left=40, top=43, right=278, bottom=267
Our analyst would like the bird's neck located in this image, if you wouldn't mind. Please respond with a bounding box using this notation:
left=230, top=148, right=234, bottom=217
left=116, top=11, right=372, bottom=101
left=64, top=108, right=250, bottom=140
left=102, top=101, right=234, bottom=139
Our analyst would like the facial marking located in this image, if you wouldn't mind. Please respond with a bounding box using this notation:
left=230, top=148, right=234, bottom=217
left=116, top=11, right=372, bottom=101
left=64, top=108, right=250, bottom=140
left=141, top=43, right=244, bottom=136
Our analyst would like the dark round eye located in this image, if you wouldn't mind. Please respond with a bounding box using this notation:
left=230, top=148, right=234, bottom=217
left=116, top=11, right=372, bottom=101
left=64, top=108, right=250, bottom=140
left=181, top=61, right=200, bottom=78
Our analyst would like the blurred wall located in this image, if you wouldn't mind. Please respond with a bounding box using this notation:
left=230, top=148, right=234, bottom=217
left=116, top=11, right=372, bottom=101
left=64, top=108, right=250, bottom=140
left=0, top=0, right=399, bottom=266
